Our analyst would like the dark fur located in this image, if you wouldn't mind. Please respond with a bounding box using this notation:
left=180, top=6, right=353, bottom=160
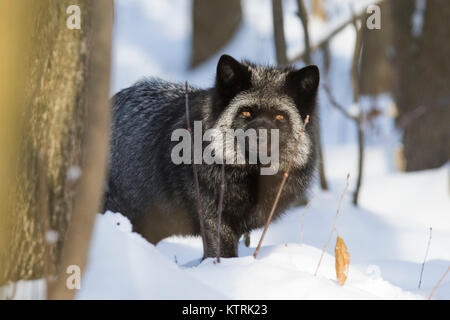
left=104, top=55, right=319, bottom=257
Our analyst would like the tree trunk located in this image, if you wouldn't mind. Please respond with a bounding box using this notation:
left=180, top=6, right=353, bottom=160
left=359, top=1, right=392, bottom=96
left=390, top=0, right=450, bottom=171
left=0, top=1, right=27, bottom=289
left=0, top=0, right=112, bottom=287
left=48, top=0, right=113, bottom=299
left=272, top=0, right=288, bottom=66
left=190, top=0, right=242, bottom=68
left=296, top=0, right=328, bottom=191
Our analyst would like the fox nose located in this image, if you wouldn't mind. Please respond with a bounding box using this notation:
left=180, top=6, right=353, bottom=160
left=250, top=118, right=276, bottom=131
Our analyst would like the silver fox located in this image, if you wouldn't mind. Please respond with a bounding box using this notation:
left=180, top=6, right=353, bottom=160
left=104, top=55, right=319, bottom=257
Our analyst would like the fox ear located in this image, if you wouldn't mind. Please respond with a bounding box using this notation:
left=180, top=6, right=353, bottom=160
left=286, top=65, right=320, bottom=100
left=216, top=55, right=251, bottom=97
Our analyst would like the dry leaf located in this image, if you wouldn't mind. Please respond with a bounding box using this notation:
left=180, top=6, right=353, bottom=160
left=335, top=236, right=350, bottom=286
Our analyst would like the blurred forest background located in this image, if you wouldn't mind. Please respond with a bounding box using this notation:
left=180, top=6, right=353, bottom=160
left=0, top=0, right=448, bottom=299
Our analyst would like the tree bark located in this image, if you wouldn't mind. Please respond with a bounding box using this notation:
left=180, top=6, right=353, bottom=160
left=351, top=14, right=364, bottom=206
left=48, top=0, right=113, bottom=299
left=0, top=0, right=113, bottom=290
left=390, top=0, right=450, bottom=171
left=296, top=0, right=311, bottom=65
left=272, top=0, right=289, bottom=66
left=359, top=1, right=392, bottom=96
left=190, top=0, right=242, bottom=68
left=0, top=1, right=27, bottom=289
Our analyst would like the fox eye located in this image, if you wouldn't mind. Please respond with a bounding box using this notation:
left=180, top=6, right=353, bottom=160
left=241, top=111, right=252, bottom=118
left=275, top=114, right=285, bottom=121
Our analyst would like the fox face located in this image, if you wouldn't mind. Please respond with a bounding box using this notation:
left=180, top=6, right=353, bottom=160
left=208, top=54, right=319, bottom=173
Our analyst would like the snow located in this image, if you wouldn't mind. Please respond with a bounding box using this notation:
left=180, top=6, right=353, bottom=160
left=77, top=157, right=449, bottom=300
left=78, top=211, right=225, bottom=299
left=0, top=279, right=46, bottom=300
left=76, top=0, right=450, bottom=300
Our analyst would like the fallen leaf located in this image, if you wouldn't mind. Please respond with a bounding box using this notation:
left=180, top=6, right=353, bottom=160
left=335, top=236, right=350, bottom=286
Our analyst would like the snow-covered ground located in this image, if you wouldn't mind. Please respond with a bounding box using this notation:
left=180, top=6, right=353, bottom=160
left=77, top=146, right=449, bottom=300
left=78, top=0, right=448, bottom=300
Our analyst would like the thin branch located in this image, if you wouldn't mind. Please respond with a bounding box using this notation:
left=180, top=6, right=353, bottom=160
left=320, top=8, right=365, bottom=207
left=352, top=98, right=364, bottom=208
left=418, top=227, right=432, bottom=289
left=322, top=83, right=358, bottom=121
left=428, top=266, right=450, bottom=300
left=351, top=7, right=365, bottom=206
left=216, top=163, right=225, bottom=263
left=296, top=0, right=328, bottom=191
left=350, top=9, right=363, bottom=103
left=299, top=193, right=315, bottom=246
left=324, top=83, right=383, bottom=124
left=185, top=81, right=208, bottom=260
left=314, top=173, right=350, bottom=276
left=253, top=115, right=310, bottom=258
left=289, top=0, right=384, bottom=64
left=289, top=20, right=348, bottom=64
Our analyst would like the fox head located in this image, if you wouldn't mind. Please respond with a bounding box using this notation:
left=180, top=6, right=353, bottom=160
left=206, top=54, right=319, bottom=174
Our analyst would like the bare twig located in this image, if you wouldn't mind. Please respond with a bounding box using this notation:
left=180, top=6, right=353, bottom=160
left=314, top=173, right=350, bottom=276
left=272, top=0, right=288, bottom=66
left=289, top=0, right=384, bottom=64
left=296, top=0, right=328, bottom=191
left=253, top=115, right=310, bottom=258
left=297, top=0, right=328, bottom=191
left=299, top=193, right=315, bottom=246
left=185, top=81, right=208, bottom=260
left=321, top=11, right=364, bottom=206
left=428, top=266, right=450, bottom=300
left=321, top=8, right=365, bottom=207
left=419, top=227, right=432, bottom=289
left=322, top=16, right=365, bottom=205
left=216, top=163, right=225, bottom=263
left=289, top=20, right=348, bottom=64
left=322, top=83, right=358, bottom=121
left=350, top=10, right=363, bottom=103
left=350, top=8, right=365, bottom=207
